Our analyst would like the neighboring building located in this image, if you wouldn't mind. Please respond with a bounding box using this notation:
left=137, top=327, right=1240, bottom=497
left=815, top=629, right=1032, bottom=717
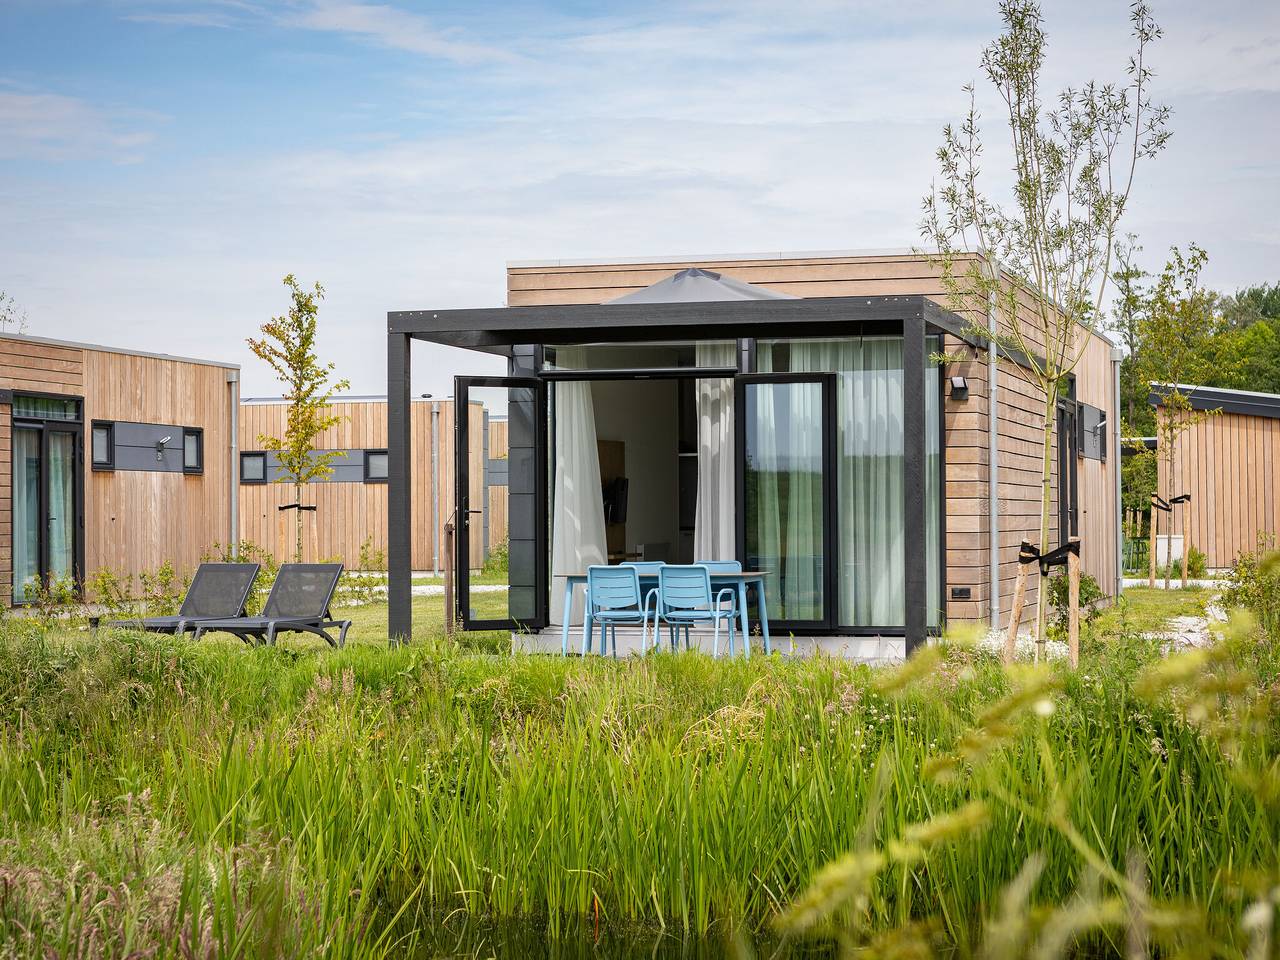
left=385, top=249, right=1122, bottom=652
left=1152, top=383, right=1280, bottom=569
left=238, top=396, right=507, bottom=570
left=0, top=333, right=239, bottom=605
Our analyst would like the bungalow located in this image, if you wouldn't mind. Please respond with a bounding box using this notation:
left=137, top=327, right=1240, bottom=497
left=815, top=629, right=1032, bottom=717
left=0, top=332, right=239, bottom=605
left=1151, top=382, right=1280, bottom=569
left=386, top=250, right=1122, bottom=653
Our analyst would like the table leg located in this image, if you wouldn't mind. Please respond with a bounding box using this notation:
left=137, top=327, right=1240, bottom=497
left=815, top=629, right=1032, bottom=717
left=737, top=581, right=751, bottom=658
left=754, top=578, right=772, bottom=654
left=560, top=580, right=574, bottom=655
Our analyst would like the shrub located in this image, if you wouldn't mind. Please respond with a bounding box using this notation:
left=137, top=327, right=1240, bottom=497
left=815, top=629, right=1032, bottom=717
left=481, top=538, right=509, bottom=579
left=339, top=538, right=387, bottom=607
left=1220, top=536, right=1280, bottom=641
left=1157, top=545, right=1208, bottom=580
left=1046, top=569, right=1105, bottom=638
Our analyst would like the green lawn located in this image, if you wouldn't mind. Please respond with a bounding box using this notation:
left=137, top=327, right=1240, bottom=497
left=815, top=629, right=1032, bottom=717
left=1090, top=584, right=1212, bottom=636
left=0, top=586, right=1275, bottom=957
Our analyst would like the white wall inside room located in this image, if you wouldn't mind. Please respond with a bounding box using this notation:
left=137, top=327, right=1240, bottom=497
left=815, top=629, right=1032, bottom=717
left=591, top=379, right=680, bottom=558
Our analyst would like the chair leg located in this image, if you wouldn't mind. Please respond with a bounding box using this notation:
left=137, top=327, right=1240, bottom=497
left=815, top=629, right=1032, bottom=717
left=713, top=618, right=720, bottom=658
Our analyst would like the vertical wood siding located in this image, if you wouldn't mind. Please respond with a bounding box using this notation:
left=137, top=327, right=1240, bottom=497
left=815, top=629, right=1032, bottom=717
left=83, top=350, right=235, bottom=583
left=238, top=399, right=498, bottom=571
left=1161, top=408, right=1280, bottom=568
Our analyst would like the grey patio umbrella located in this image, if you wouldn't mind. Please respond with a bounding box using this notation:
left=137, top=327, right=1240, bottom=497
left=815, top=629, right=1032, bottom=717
left=606, top=267, right=797, bottom=303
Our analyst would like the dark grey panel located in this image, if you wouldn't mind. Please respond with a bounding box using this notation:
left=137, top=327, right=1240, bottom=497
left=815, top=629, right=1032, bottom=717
left=112, top=421, right=188, bottom=473
left=258, top=450, right=367, bottom=483
left=1078, top=403, right=1107, bottom=461
left=487, top=459, right=509, bottom=485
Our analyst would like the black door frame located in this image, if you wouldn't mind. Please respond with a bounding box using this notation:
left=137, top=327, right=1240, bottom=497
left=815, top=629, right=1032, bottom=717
left=11, top=393, right=86, bottom=603
left=733, top=372, right=838, bottom=634
left=454, top=376, right=549, bottom=632
left=1057, top=384, right=1080, bottom=546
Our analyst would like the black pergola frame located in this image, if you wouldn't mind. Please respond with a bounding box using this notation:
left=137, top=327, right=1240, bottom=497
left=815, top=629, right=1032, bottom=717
left=387, top=294, right=971, bottom=652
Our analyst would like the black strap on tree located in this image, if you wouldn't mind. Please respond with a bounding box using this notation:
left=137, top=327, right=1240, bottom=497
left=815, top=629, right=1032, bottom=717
left=1151, top=494, right=1173, bottom=513
left=1018, top=539, right=1081, bottom=579
left=1170, top=493, right=1192, bottom=505
left=278, top=502, right=318, bottom=513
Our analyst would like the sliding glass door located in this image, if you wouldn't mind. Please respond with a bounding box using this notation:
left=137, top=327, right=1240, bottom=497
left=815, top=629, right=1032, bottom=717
left=11, top=409, right=83, bottom=603
left=735, top=373, right=836, bottom=631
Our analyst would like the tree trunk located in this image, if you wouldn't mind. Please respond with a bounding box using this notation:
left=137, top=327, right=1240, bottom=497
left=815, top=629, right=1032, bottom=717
left=1035, top=393, right=1056, bottom=662
left=1148, top=506, right=1157, bottom=588
left=1162, top=450, right=1172, bottom=591
left=294, top=482, right=304, bottom=563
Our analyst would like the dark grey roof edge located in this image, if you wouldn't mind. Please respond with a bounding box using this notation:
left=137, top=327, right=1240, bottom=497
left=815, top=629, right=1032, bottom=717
left=1150, top=382, right=1280, bottom=420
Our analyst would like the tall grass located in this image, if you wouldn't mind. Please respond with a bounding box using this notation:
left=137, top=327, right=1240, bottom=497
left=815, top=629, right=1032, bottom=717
left=0, top=602, right=1274, bottom=957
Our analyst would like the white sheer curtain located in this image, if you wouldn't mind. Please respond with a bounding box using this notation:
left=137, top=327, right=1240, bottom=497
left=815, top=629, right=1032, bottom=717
left=550, top=349, right=607, bottom=626
left=762, top=337, right=908, bottom=627
left=693, top=343, right=736, bottom=561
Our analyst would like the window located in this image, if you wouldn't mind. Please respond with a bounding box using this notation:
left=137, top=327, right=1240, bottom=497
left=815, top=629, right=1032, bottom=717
left=240, top=451, right=267, bottom=484
left=91, top=421, right=115, bottom=470
left=364, top=449, right=389, bottom=483
left=13, top=394, right=81, bottom=422
left=182, top=428, right=203, bottom=474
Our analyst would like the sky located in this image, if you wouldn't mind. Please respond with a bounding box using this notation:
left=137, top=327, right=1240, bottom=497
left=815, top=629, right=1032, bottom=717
left=1, top=0, right=1278, bottom=398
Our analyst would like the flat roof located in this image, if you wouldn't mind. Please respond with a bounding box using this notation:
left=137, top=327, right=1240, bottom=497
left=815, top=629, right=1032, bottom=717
left=0, top=332, right=240, bottom=372
left=507, top=246, right=945, bottom=269
left=1150, top=381, right=1280, bottom=420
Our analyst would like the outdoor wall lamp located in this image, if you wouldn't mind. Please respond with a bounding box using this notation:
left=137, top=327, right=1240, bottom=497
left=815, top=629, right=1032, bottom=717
left=156, top=435, right=172, bottom=462
left=949, top=376, right=969, bottom=401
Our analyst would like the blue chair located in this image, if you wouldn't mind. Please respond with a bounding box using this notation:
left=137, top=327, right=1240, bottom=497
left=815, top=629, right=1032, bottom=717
left=652, top=564, right=739, bottom=656
left=582, top=565, right=653, bottom=657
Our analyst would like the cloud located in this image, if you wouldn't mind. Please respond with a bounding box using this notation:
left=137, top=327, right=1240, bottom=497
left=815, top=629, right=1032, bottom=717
left=0, top=86, right=159, bottom=163
left=287, top=1, right=515, bottom=63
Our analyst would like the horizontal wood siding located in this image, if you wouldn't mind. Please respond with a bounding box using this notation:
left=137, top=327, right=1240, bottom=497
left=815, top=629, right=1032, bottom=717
left=0, top=338, right=86, bottom=603
left=508, top=252, right=1118, bottom=628
left=1160, top=409, right=1280, bottom=568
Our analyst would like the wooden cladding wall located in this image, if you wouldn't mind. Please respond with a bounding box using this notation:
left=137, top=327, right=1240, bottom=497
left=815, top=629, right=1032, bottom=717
left=0, top=338, right=86, bottom=603
left=508, top=252, right=1118, bottom=627
left=84, top=351, right=235, bottom=582
left=239, top=399, right=508, bottom=570
left=0, top=335, right=237, bottom=603
left=1160, top=409, right=1280, bottom=568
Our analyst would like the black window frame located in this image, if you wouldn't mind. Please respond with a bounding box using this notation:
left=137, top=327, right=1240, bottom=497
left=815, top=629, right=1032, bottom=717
left=182, top=427, right=204, bottom=475
left=363, top=448, right=389, bottom=483
left=90, top=420, right=115, bottom=471
left=240, top=451, right=268, bottom=485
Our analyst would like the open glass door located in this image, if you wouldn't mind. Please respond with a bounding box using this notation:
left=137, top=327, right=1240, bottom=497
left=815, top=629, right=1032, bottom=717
left=454, top=377, right=548, bottom=632
left=735, top=373, right=836, bottom=633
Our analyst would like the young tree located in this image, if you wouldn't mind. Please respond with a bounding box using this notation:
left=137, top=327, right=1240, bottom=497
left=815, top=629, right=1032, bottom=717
left=1137, top=245, right=1223, bottom=589
left=248, top=275, right=350, bottom=562
left=0, top=291, right=28, bottom=334
left=921, top=0, right=1170, bottom=661
left=1109, top=239, right=1155, bottom=435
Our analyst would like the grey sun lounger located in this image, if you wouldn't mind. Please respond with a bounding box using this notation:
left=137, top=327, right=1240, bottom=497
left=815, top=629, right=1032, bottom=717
left=108, top=562, right=260, bottom=635
left=191, top=563, right=351, bottom=648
